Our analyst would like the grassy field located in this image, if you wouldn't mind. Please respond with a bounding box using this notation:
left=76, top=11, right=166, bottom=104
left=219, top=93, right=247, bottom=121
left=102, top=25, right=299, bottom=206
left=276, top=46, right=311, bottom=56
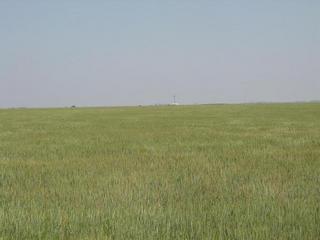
left=0, top=103, right=319, bottom=239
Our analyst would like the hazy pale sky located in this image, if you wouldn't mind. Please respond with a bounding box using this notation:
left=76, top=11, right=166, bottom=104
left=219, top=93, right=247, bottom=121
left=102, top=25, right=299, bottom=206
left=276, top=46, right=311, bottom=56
left=1, top=0, right=319, bottom=107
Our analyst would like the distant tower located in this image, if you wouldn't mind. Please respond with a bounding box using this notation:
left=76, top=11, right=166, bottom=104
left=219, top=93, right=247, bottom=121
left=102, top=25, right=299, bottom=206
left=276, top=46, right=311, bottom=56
left=171, top=95, right=179, bottom=105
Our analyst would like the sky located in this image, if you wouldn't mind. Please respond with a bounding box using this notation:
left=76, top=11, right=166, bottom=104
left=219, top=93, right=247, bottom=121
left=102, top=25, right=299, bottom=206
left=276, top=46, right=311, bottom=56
left=0, top=0, right=319, bottom=108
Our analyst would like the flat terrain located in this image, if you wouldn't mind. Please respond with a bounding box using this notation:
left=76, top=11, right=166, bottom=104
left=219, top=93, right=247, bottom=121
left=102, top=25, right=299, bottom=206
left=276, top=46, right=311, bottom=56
left=0, top=103, right=319, bottom=239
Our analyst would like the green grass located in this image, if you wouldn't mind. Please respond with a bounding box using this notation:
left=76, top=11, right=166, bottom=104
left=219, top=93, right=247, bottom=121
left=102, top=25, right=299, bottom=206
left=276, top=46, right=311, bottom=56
left=0, top=103, right=319, bottom=239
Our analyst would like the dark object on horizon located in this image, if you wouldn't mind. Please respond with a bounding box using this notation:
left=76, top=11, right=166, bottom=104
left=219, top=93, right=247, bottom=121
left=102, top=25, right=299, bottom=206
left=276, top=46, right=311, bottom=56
left=71, top=105, right=76, bottom=108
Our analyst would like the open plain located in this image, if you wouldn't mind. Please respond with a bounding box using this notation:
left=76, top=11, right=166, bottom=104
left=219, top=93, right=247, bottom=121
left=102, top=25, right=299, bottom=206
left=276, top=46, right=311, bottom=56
left=0, top=103, right=319, bottom=239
